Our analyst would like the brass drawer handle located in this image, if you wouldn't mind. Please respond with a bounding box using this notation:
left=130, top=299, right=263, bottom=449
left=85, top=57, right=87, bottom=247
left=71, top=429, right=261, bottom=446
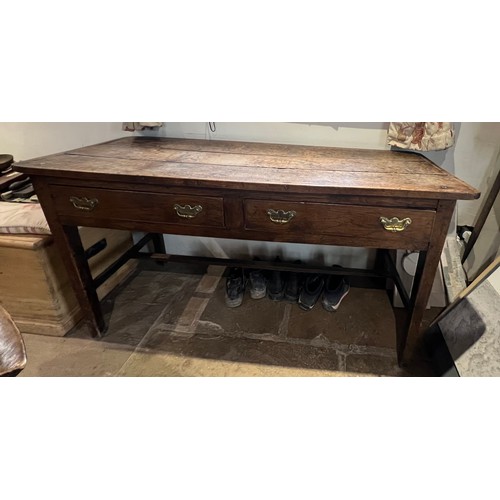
left=267, top=208, right=296, bottom=224
left=380, top=216, right=412, bottom=232
left=69, top=196, right=99, bottom=212
left=174, top=203, right=203, bottom=219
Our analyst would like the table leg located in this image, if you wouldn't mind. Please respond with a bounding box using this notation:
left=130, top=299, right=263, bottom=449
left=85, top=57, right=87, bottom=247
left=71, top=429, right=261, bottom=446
left=151, top=233, right=166, bottom=254
left=32, top=180, right=106, bottom=337
left=397, top=200, right=456, bottom=364
left=55, top=224, right=106, bottom=336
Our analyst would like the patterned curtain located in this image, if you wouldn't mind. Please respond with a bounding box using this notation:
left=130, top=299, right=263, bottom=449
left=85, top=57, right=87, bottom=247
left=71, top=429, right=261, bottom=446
left=387, top=122, right=454, bottom=151
left=122, top=122, right=163, bottom=132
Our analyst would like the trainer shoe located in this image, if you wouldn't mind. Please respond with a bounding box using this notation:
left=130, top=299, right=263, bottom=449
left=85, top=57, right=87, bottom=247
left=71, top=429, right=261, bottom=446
left=225, top=267, right=245, bottom=308
left=268, top=257, right=286, bottom=301
left=322, top=267, right=350, bottom=312
left=248, top=267, right=267, bottom=299
left=284, top=260, right=302, bottom=302
left=298, top=274, right=324, bottom=311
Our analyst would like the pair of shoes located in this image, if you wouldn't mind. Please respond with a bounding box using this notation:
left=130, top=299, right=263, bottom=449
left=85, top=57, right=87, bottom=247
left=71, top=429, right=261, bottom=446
left=268, top=257, right=303, bottom=302
left=225, top=261, right=268, bottom=307
left=298, top=266, right=350, bottom=311
left=268, top=257, right=302, bottom=301
left=225, top=267, right=245, bottom=308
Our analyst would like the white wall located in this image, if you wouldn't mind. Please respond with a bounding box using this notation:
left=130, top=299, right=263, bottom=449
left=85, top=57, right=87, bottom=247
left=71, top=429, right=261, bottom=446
left=0, top=122, right=127, bottom=161
left=143, top=122, right=390, bottom=149
left=449, top=123, right=500, bottom=280
left=451, top=123, right=500, bottom=225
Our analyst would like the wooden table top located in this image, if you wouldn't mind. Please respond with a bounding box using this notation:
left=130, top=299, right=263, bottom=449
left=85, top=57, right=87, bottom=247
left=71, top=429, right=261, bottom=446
left=15, top=136, right=480, bottom=200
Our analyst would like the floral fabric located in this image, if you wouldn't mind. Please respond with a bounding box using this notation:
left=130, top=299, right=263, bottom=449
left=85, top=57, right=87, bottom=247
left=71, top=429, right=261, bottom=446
left=387, top=122, right=454, bottom=151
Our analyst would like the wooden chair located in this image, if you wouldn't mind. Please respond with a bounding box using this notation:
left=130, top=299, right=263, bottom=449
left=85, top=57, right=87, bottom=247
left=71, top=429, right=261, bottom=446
left=0, top=304, right=27, bottom=376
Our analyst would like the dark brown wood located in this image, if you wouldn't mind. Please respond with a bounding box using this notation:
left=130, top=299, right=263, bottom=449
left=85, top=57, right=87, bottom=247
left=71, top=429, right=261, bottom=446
left=461, top=165, right=500, bottom=263
left=31, top=179, right=106, bottom=336
left=400, top=200, right=456, bottom=361
left=244, top=199, right=436, bottom=251
left=50, top=184, right=226, bottom=228
left=66, top=137, right=445, bottom=174
left=15, top=137, right=479, bottom=363
left=42, top=177, right=442, bottom=209
left=383, top=250, right=410, bottom=308
left=151, top=233, right=166, bottom=255
left=15, top=137, right=480, bottom=200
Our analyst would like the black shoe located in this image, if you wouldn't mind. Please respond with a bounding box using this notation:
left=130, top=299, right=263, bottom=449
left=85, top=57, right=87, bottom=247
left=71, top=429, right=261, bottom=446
left=225, top=267, right=245, bottom=308
left=268, top=257, right=285, bottom=301
left=248, top=259, right=267, bottom=300
left=298, top=274, right=324, bottom=311
left=284, top=260, right=302, bottom=302
left=322, top=266, right=350, bottom=312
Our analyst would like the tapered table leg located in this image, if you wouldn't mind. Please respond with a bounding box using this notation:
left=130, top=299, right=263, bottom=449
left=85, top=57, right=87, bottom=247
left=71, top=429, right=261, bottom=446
left=48, top=224, right=106, bottom=336
left=397, top=200, right=456, bottom=364
left=33, top=180, right=105, bottom=336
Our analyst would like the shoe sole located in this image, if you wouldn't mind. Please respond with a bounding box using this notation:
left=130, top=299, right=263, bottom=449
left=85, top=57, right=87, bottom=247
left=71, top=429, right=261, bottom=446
left=225, top=296, right=243, bottom=308
left=298, top=300, right=316, bottom=311
left=322, top=287, right=350, bottom=312
left=250, top=289, right=266, bottom=300
left=268, top=290, right=285, bottom=301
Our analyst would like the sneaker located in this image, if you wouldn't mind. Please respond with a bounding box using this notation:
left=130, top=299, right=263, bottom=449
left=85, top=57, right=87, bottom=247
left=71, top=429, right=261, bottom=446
left=284, top=260, right=302, bottom=302
left=268, top=257, right=285, bottom=301
left=225, top=267, right=245, bottom=308
left=298, top=274, right=324, bottom=311
left=248, top=266, right=267, bottom=300
left=322, top=266, right=350, bottom=312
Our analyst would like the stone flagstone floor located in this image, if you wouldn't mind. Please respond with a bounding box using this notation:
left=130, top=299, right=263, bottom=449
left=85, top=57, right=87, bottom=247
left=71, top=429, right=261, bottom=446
left=19, top=261, right=438, bottom=376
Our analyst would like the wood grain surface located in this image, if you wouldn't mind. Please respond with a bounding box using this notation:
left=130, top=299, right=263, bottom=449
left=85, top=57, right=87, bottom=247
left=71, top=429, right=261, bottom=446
left=15, top=136, right=480, bottom=200
left=244, top=199, right=435, bottom=250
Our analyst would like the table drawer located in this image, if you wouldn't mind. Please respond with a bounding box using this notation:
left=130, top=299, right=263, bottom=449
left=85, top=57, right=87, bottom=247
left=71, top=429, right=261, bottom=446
left=244, top=199, right=436, bottom=249
left=50, top=185, right=225, bottom=228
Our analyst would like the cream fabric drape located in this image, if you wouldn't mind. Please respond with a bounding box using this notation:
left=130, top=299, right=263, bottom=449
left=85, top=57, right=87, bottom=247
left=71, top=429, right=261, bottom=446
left=387, top=122, right=454, bottom=151
left=122, top=122, right=163, bottom=131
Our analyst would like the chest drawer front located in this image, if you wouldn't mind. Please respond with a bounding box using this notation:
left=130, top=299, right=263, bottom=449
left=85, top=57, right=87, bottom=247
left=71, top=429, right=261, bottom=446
left=244, top=199, right=436, bottom=250
left=50, top=185, right=225, bottom=228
